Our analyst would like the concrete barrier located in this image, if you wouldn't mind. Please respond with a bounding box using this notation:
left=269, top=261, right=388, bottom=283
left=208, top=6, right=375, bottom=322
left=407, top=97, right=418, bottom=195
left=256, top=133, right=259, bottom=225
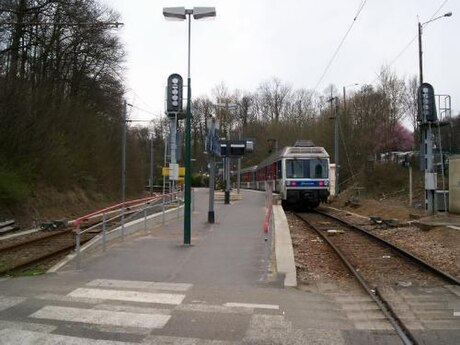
left=273, top=205, right=297, bottom=287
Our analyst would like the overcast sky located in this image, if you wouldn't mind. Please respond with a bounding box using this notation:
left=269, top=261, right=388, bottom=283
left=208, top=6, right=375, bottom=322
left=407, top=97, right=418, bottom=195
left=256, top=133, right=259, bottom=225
left=102, top=0, right=459, bottom=123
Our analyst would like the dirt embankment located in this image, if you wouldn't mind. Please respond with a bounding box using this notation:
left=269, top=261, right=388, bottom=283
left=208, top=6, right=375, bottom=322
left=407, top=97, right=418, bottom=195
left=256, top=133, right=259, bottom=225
left=0, top=186, right=117, bottom=229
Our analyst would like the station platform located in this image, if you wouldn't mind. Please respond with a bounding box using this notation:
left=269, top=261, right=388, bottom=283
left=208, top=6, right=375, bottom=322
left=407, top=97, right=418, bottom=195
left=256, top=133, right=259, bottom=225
left=0, top=189, right=457, bottom=344
left=416, top=212, right=460, bottom=230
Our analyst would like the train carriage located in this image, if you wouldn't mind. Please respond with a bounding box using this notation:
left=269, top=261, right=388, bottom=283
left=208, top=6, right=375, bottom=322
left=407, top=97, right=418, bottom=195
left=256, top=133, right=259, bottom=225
left=240, top=140, right=330, bottom=209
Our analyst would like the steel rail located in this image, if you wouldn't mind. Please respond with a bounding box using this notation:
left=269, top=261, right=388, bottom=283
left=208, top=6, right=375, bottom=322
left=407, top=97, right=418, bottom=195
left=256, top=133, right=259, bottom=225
left=316, top=209, right=460, bottom=285
left=0, top=237, right=92, bottom=276
left=296, top=213, right=416, bottom=345
left=0, top=230, right=72, bottom=254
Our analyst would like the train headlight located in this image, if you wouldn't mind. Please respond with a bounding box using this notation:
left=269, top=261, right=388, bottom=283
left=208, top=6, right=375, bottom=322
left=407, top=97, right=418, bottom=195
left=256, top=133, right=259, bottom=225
left=324, top=180, right=329, bottom=186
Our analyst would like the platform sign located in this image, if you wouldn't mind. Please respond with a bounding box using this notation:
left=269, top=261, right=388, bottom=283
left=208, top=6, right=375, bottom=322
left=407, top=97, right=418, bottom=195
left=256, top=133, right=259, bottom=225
left=220, top=139, right=254, bottom=158
left=162, top=166, right=185, bottom=178
left=205, top=117, right=221, bottom=157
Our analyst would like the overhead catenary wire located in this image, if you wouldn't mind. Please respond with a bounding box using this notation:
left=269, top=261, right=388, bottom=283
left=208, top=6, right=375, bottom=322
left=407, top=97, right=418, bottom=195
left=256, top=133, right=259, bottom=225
left=372, top=0, right=450, bottom=84
left=314, top=0, right=368, bottom=92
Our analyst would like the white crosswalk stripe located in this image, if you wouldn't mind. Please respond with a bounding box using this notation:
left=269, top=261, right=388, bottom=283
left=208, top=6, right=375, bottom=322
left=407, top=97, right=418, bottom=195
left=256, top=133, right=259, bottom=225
left=223, top=302, right=280, bottom=310
left=0, top=296, right=26, bottom=312
left=68, top=287, right=185, bottom=305
left=29, top=305, right=171, bottom=328
left=86, top=279, right=192, bottom=292
left=0, top=328, right=139, bottom=345
left=0, top=279, right=288, bottom=344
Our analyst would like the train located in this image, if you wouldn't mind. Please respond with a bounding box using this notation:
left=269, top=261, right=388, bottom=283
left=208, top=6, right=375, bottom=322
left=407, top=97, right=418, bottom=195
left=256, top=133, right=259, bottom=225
left=239, top=140, right=330, bottom=209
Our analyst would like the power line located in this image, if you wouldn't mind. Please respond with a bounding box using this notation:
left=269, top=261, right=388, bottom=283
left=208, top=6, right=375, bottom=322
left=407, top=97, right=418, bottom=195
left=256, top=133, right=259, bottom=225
left=314, top=0, right=369, bottom=91
left=430, top=0, right=449, bottom=19
left=128, top=103, right=161, bottom=117
left=372, top=0, right=450, bottom=84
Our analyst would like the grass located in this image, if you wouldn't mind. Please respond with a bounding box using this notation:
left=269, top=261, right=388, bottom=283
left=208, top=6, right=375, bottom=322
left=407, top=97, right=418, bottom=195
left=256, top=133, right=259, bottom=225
left=5, top=268, right=47, bottom=278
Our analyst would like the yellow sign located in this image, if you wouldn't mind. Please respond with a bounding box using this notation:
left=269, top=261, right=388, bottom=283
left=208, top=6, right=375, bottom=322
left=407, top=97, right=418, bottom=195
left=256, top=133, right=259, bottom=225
left=162, top=167, right=186, bottom=177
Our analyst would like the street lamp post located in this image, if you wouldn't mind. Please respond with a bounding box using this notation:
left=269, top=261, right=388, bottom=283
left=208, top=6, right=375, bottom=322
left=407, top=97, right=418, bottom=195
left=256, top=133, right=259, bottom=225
left=418, top=12, right=452, bottom=86
left=417, top=11, right=452, bottom=213
left=163, top=7, right=216, bottom=245
left=342, top=83, right=359, bottom=115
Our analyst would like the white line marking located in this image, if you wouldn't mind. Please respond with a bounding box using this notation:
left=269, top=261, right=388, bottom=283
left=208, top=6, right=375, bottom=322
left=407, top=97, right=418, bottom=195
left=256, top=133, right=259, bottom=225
left=0, top=320, right=56, bottom=333
left=30, top=306, right=170, bottom=328
left=0, top=296, right=25, bottom=312
left=0, top=328, right=139, bottom=345
left=454, top=311, right=460, bottom=317
left=87, top=279, right=192, bottom=292
left=68, top=288, right=185, bottom=305
left=224, top=302, right=279, bottom=310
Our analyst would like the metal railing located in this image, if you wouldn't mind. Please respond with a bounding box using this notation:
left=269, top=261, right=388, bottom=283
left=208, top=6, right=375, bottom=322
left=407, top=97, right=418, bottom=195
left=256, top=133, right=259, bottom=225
left=72, top=191, right=184, bottom=269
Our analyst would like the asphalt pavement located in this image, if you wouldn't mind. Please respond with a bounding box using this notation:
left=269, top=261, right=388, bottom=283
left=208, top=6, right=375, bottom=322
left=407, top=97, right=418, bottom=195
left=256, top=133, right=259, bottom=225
left=0, top=188, right=457, bottom=344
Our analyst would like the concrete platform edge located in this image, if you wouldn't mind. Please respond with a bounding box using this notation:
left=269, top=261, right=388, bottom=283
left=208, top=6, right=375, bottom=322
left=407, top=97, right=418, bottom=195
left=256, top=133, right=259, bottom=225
left=273, top=205, right=297, bottom=287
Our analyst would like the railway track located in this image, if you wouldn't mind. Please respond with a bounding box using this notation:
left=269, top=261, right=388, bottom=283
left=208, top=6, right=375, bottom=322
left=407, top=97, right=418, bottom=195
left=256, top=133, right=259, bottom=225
left=295, top=209, right=460, bottom=345
left=0, top=229, right=97, bottom=276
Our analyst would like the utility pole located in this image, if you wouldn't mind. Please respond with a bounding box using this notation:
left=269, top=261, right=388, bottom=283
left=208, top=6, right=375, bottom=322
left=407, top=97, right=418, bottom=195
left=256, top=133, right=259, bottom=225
left=328, top=96, right=340, bottom=196
left=417, top=12, right=452, bottom=213
left=121, top=100, right=127, bottom=240
left=149, top=133, right=154, bottom=195
left=207, top=117, right=218, bottom=223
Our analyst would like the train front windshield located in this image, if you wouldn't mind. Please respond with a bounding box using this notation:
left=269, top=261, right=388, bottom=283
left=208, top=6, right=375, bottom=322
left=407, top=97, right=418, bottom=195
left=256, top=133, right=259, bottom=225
left=285, top=159, right=328, bottom=179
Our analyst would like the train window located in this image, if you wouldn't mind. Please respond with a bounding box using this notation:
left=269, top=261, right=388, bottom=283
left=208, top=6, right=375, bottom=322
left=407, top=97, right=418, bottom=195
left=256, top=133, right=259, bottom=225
left=286, top=159, right=328, bottom=178
left=286, top=159, right=305, bottom=178
left=312, top=159, right=328, bottom=178
left=315, top=164, right=322, bottom=178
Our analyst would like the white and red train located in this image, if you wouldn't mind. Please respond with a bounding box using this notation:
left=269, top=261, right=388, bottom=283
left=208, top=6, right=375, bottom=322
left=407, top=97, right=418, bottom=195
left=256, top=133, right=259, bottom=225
left=240, top=140, right=330, bottom=209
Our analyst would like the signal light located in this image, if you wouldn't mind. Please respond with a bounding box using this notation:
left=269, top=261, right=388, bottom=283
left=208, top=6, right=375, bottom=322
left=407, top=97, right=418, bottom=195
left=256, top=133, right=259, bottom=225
left=167, top=73, right=183, bottom=113
left=417, top=83, right=437, bottom=123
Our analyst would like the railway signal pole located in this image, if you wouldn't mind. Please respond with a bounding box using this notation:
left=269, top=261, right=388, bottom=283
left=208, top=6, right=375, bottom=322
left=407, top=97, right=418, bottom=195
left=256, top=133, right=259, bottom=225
left=417, top=11, right=452, bottom=213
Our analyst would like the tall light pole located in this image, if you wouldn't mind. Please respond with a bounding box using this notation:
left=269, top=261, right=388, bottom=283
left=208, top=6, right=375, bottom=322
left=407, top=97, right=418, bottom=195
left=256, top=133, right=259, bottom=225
left=163, top=7, right=216, bottom=245
left=417, top=11, right=452, bottom=213
left=342, top=83, right=359, bottom=115
left=418, top=12, right=452, bottom=86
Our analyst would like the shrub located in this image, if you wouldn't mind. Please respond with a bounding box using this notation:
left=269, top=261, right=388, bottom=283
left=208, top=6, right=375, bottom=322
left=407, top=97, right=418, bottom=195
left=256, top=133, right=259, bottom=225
left=364, top=162, right=409, bottom=196
left=0, top=169, right=30, bottom=206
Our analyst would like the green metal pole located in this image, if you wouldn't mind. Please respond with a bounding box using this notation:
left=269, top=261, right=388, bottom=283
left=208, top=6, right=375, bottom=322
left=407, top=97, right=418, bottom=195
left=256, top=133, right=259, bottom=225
left=184, top=14, right=192, bottom=245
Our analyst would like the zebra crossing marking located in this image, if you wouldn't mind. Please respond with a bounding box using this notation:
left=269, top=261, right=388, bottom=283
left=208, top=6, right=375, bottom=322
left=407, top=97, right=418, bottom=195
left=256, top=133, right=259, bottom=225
left=0, top=296, right=25, bottom=312
left=0, top=328, right=139, bottom=345
left=223, top=302, right=280, bottom=310
left=29, top=305, right=171, bottom=329
left=87, top=279, right=192, bottom=292
left=68, top=287, right=185, bottom=305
